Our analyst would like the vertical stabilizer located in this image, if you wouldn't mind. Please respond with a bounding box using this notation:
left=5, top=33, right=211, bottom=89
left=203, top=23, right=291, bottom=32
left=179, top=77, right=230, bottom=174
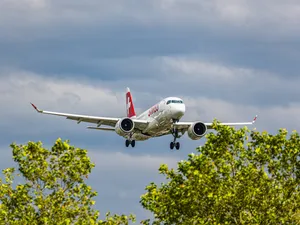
left=126, top=87, right=136, bottom=118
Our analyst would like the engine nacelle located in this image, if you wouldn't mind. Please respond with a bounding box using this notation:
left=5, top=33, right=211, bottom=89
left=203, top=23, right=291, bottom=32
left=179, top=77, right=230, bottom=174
left=115, top=118, right=135, bottom=136
left=187, top=122, right=207, bottom=140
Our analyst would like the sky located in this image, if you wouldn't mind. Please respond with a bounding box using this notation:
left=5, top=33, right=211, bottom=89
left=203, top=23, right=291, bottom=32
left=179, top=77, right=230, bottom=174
left=1, top=0, right=300, bottom=222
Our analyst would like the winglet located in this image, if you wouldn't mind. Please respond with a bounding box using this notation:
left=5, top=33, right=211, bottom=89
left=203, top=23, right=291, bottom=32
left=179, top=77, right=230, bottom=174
left=30, top=103, right=43, bottom=113
left=252, top=115, right=258, bottom=124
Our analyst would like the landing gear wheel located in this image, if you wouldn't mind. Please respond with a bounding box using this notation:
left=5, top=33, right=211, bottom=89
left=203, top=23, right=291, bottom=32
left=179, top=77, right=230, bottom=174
left=175, top=142, right=180, bottom=150
left=170, top=142, right=175, bottom=150
left=125, top=140, right=130, bottom=147
left=131, top=140, right=136, bottom=147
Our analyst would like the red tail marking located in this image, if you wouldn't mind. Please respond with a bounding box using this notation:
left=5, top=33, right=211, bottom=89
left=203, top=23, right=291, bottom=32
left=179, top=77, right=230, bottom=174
left=31, top=103, right=37, bottom=110
left=126, top=90, right=136, bottom=118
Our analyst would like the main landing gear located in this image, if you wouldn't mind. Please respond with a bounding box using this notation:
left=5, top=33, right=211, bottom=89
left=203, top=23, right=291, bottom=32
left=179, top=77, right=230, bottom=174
left=170, top=127, right=181, bottom=150
left=125, top=139, right=135, bottom=148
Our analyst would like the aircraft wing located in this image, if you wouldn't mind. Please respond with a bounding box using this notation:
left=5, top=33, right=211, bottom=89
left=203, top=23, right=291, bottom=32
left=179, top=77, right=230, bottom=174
left=174, top=115, right=258, bottom=131
left=30, top=103, right=149, bottom=131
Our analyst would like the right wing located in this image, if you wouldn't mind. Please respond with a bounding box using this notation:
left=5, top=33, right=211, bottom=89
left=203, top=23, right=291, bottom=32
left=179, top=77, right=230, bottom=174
left=174, top=115, right=258, bottom=132
left=30, top=103, right=149, bottom=131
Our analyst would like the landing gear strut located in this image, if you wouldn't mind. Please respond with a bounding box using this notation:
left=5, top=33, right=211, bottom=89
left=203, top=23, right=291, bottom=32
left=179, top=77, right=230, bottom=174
left=125, top=139, right=135, bottom=148
left=170, top=127, right=181, bottom=150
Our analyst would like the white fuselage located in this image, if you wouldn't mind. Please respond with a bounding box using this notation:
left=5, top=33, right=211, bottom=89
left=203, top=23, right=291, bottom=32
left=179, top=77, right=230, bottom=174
left=130, top=97, right=186, bottom=141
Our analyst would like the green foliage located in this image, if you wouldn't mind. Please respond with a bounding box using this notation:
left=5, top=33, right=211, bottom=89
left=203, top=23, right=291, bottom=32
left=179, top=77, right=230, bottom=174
left=0, top=138, right=135, bottom=225
left=140, top=121, right=300, bottom=224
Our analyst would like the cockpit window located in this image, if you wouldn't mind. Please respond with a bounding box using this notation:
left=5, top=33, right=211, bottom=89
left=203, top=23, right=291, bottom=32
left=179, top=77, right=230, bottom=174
left=172, top=100, right=183, bottom=103
left=167, top=100, right=183, bottom=104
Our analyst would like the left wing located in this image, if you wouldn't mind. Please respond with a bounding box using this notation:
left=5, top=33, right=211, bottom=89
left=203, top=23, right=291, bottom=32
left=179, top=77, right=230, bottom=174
left=30, top=103, right=148, bottom=131
left=174, top=115, right=258, bottom=131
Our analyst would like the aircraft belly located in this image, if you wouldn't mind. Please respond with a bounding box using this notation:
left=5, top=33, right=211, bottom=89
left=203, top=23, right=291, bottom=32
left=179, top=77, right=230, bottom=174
left=144, top=114, right=172, bottom=136
left=132, top=133, right=151, bottom=141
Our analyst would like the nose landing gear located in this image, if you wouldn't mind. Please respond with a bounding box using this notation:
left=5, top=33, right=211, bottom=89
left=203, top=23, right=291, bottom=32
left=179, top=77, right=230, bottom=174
left=170, top=141, right=180, bottom=150
left=125, top=132, right=135, bottom=148
left=125, top=139, right=136, bottom=147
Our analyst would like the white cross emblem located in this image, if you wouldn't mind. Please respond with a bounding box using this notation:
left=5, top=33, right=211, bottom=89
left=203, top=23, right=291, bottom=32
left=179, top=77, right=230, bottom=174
left=127, top=96, right=131, bottom=115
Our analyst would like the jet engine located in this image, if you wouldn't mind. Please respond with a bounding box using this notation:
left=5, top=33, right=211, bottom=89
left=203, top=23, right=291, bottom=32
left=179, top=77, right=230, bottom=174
left=187, top=122, right=207, bottom=140
left=115, top=118, right=135, bottom=136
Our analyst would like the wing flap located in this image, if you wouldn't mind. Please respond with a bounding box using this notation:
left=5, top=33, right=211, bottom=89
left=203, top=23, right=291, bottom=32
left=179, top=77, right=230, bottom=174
left=174, top=115, right=258, bottom=131
left=87, top=126, right=115, bottom=131
left=65, top=116, right=118, bottom=127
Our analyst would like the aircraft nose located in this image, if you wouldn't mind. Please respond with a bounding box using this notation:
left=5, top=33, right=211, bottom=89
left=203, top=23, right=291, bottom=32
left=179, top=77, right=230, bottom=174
left=172, top=104, right=186, bottom=119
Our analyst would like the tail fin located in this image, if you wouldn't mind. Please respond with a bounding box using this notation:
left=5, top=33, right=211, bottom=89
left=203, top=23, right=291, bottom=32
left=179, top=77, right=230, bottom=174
left=126, top=87, right=136, bottom=118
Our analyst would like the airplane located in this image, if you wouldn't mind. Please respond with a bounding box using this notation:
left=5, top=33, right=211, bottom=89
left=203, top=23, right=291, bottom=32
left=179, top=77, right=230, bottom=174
left=30, top=87, right=257, bottom=150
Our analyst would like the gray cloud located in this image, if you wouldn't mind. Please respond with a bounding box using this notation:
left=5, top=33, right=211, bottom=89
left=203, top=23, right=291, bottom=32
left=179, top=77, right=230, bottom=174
left=1, top=0, right=300, bottom=40
left=180, top=96, right=300, bottom=133
left=160, top=56, right=300, bottom=107
left=2, top=58, right=299, bottom=129
left=1, top=27, right=299, bottom=85
left=87, top=150, right=179, bottom=221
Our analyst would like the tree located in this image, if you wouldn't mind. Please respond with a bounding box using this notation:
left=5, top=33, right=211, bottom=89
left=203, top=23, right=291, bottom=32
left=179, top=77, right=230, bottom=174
left=140, top=121, right=300, bottom=224
left=0, top=138, right=135, bottom=225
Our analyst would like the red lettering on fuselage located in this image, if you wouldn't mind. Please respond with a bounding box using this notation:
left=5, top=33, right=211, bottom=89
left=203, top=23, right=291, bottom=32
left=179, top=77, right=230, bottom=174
left=148, top=105, right=159, bottom=116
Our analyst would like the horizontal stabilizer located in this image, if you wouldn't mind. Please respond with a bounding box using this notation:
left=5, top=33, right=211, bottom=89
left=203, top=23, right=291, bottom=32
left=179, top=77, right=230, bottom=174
left=87, top=126, right=115, bottom=131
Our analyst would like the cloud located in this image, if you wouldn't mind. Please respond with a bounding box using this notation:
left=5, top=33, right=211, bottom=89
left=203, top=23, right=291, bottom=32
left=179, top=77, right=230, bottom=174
left=0, top=69, right=166, bottom=149
left=0, top=70, right=127, bottom=138
left=1, top=70, right=121, bottom=112
left=180, top=95, right=300, bottom=134
left=161, top=56, right=300, bottom=107
left=2, top=56, right=300, bottom=134
left=89, top=149, right=180, bottom=172
left=1, top=0, right=300, bottom=40
left=0, top=146, right=17, bottom=172
left=85, top=148, right=180, bottom=220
